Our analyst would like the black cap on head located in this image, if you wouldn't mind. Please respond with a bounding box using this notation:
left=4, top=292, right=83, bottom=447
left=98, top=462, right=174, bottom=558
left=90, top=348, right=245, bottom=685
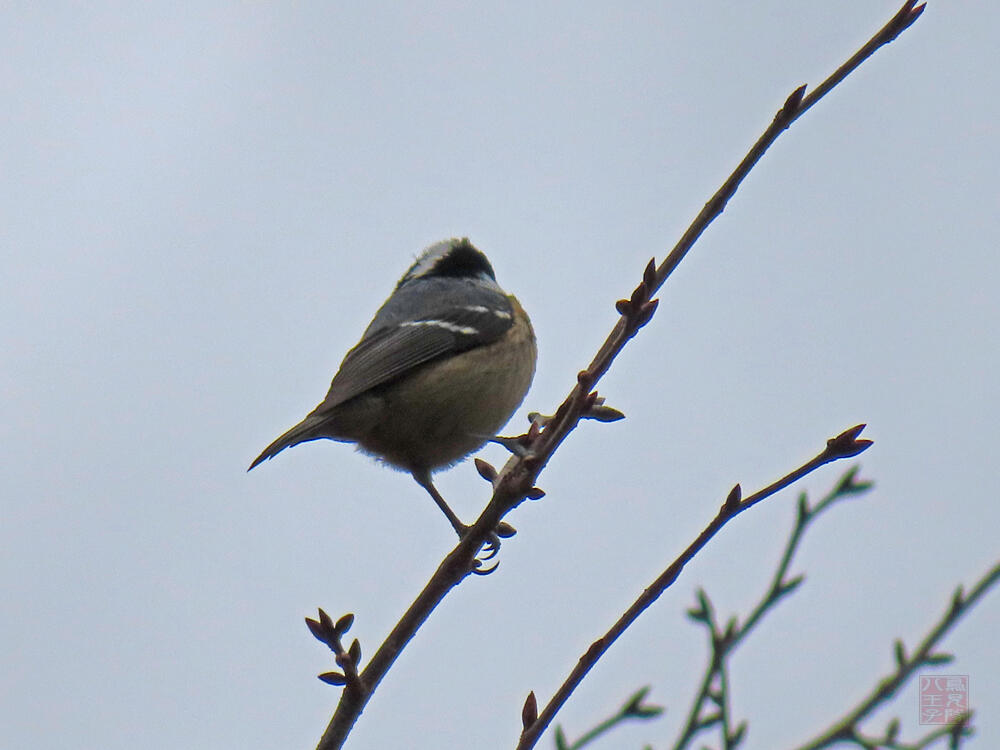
left=398, top=238, right=497, bottom=288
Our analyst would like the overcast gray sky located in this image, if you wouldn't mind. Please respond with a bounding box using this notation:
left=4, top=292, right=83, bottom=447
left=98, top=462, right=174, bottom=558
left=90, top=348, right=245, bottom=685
left=3, top=2, right=998, bottom=749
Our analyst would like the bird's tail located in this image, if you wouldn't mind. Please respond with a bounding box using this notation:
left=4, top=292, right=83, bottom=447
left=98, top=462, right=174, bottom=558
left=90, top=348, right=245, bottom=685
left=247, top=415, right=328, bottom=471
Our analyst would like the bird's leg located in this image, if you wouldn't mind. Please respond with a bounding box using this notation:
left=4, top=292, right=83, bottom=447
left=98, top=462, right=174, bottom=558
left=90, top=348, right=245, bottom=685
left=411, top=470, right=503, bottom=562
left=412, top=470, right=468, bottom=537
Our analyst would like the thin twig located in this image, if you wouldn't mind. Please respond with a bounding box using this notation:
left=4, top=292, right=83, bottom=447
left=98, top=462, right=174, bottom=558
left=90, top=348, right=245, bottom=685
left=314, top=527, right=501, bottom=748
left=554, top=686, right=664, bottom=750
left=717, top=660, right=741, bottom=750
left=792, top=562, right=1000, bottom=750
left=672, top=468, right=873, bottom=750
left=848, top=712, right=973, bottom=750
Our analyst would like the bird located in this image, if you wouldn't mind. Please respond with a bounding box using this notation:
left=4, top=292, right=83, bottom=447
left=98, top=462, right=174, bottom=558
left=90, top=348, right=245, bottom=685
left=249, top=238, right=536, bottom=537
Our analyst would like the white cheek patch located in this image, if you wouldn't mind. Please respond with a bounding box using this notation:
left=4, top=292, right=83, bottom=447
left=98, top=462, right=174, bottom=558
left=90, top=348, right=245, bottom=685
left=462, top=305, right=511, bottom=320
left=400, top=320, right=479, bottom=336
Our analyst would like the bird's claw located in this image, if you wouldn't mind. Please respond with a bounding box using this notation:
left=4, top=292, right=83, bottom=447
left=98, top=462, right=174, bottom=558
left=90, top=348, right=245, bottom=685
left=472, top=557, right=500, bottom=575
left=469, top=518, right=517, bottom=568
left=478, top=531, right=502, bottom=560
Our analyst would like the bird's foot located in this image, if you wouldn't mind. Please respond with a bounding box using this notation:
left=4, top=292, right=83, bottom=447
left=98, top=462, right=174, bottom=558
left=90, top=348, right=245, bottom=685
left=463, top=521, right=516, bottom=574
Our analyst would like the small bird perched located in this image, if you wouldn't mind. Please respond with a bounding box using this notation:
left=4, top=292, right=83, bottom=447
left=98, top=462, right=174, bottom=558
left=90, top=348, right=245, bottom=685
left=249, top=238, right=537, bottom=537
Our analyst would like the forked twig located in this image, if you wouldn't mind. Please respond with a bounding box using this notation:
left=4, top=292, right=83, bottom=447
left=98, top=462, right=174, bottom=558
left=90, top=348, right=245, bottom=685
left=671, top=468, right=874, bottom=750
left=515, top=427, right=872, bottom=749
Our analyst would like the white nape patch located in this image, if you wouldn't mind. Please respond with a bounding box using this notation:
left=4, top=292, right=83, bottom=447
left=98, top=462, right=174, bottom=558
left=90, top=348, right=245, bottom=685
left=400, top=319, right=479, bottom=336
left=401, top=239, right=458, bottom=283
left=463, top=305, right=511, bottom=320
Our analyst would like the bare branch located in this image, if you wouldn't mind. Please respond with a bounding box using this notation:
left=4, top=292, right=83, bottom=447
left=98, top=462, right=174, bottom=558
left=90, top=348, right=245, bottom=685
left=791, top=563, right=1000, bottom=750
left=313, top=3, right=925, bottom=747
left=672, top=467, right=873, bottom=750
left=842, top=712, right=973, bottom=750
left=515, top=429, right=871, bottom=749
left=554, top=686, right=664, bottom=750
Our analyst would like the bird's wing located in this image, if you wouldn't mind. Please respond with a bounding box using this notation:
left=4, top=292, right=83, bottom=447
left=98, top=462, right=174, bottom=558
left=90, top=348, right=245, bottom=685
left=318, top=290, right=513, bottom=409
